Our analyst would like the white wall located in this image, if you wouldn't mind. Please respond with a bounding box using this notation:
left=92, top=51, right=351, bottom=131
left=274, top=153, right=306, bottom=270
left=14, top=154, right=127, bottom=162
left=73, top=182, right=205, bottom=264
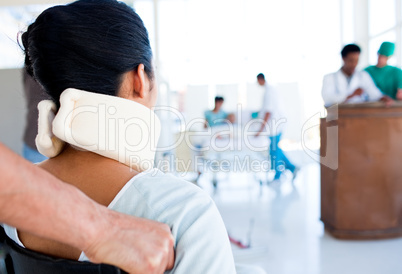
left=0, top=68, right=25, bottom=154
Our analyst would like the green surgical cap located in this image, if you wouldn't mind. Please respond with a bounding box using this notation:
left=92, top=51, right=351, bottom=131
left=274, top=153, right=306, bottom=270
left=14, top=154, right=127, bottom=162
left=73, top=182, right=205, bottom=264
left=378, top=42, right=395, bottom=57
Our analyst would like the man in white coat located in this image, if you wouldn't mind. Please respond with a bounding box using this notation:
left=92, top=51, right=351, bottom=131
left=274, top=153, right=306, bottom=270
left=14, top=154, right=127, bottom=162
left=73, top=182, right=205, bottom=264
left=321, top=44, right=392, bottom=107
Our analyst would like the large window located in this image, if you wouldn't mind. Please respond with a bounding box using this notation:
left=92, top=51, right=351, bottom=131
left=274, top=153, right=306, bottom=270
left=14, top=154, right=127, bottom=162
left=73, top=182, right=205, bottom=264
left=136, top=0, right=340, bottom=87
left=341, top=0, right=355, bottom=45
left=135, top=0, right=341, bottom=112
left=134, top=0, right=341, bottom=149
left=369, top=0, right=396, bottom=37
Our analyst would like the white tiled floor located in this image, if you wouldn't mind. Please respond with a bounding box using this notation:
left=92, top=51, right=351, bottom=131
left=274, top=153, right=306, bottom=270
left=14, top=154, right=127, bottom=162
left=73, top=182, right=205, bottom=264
left=197, top=158, right=402, bottom=274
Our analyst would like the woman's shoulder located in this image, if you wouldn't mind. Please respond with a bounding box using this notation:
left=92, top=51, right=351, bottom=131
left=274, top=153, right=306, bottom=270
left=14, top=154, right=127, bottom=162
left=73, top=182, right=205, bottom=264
left=109, top=168, right=214, bottom=219
left=109, top=169, right=236, bottom=273
left=134, top=169, right=207, bottom=197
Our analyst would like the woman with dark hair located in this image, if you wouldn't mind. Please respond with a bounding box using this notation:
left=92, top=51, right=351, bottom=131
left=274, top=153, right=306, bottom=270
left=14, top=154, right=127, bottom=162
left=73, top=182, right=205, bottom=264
left=3, top=0, right=236, bottom=273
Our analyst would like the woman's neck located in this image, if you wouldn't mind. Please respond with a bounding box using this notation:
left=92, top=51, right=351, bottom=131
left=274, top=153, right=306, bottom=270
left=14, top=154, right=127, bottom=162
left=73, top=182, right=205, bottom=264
left=38, top=145, right=139, bottom=207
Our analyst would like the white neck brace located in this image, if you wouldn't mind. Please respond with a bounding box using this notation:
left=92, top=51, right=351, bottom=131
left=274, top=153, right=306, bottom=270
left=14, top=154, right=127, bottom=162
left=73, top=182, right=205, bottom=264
left=36, top=88, right=161, bottom=171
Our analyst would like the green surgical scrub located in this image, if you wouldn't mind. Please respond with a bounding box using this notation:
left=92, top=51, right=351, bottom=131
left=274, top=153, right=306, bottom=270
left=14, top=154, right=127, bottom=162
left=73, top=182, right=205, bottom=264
left=365, top=65, right=402, bottom=99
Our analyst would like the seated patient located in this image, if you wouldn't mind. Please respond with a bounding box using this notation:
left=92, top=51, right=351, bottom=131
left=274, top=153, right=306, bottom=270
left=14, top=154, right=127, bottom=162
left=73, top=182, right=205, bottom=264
left=204, top=96, right=235, bottom=128
left=3, top=1, right=236, bottom=273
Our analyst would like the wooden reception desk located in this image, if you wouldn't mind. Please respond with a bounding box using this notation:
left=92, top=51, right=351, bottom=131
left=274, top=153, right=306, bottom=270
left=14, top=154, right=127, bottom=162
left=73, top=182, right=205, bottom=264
left=321, top=102, right=402, bottom=239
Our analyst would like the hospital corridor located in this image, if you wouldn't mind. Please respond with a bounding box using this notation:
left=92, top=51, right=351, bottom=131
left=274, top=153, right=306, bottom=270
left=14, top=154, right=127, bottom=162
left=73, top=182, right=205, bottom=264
left=1, top=0, right=402, bottom=274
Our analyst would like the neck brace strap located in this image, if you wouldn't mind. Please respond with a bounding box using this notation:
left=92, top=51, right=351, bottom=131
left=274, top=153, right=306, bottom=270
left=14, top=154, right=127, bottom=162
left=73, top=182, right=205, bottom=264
left=36, top=88, right=161, bottom=171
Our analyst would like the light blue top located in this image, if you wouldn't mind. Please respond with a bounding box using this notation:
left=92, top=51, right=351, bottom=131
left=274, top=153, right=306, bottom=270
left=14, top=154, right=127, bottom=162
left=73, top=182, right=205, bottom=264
left=204, top=110, right=228, bottom=127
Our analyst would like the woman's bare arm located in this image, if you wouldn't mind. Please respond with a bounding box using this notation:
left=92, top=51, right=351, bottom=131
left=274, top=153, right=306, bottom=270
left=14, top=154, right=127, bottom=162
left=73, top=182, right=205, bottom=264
left=0, top=142, right=174, bottom=273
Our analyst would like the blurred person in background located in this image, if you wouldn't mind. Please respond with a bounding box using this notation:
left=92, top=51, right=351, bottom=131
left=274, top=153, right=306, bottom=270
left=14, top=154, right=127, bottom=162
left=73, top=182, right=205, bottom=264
left=365, top=42, right=402, bottom=100
left=204, top=96, right=235, bottom=128
left=255, top=73, right=299, bottom=183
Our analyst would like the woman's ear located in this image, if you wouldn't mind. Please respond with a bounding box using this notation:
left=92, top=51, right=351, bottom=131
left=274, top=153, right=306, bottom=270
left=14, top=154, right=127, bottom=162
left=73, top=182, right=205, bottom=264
left=118, top=64, right=156, bottom=108
left=118, top=64, right=148, bottom=101
left=132, top=64, right=147, bottom=99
